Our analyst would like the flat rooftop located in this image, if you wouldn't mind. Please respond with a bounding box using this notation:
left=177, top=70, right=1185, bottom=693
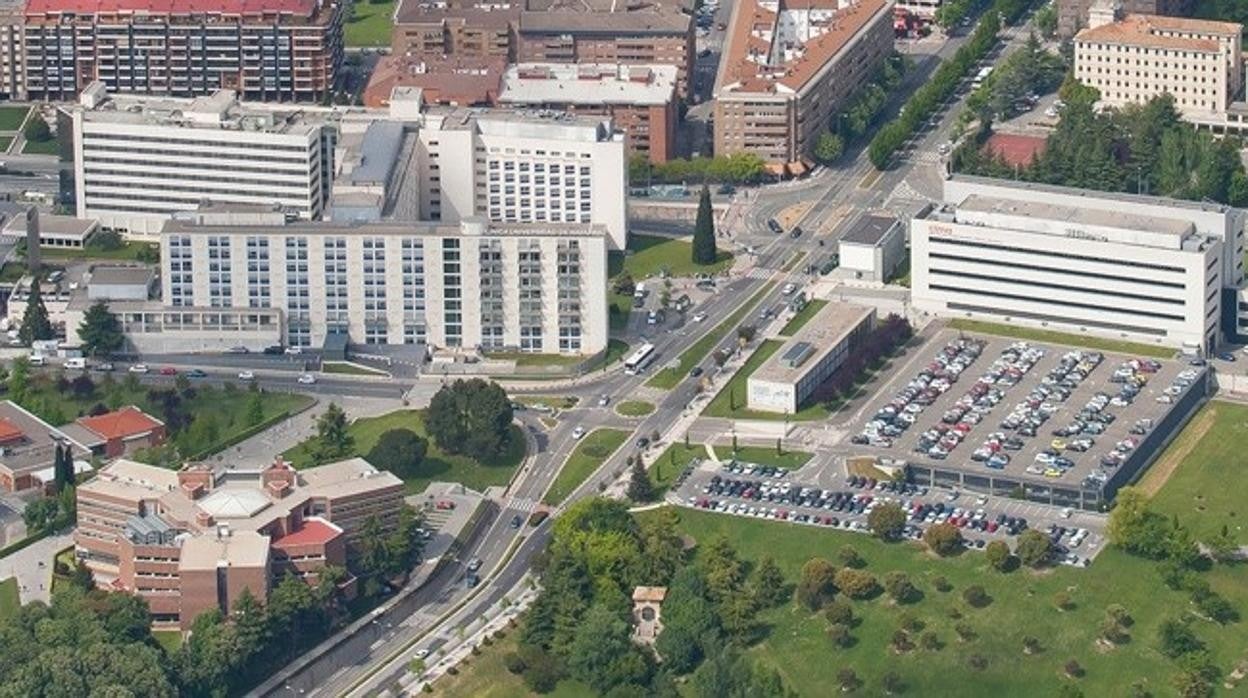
left=500, top=63, right=677, bottom=107
left=427, top=105, right=617, bottom=142
left=1, top=212, right=98, bottom=238
left=518, top=7, right=689, bottom=35
left=717, top=0, right=889, bottom=97
left=841, top=213, right=898, bottom=246
left=162, top=213, right=610, bottom=240
left=954, top=194, right=1195, bottom=239
left=752, top=303, right=874, bottom=385
left=88, top=266, right=154, bottom=286
left=948, top=174, right=1237, bottom=216
left=76, top=86, right=335, bottom=136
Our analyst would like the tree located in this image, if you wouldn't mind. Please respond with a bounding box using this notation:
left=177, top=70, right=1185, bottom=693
left=985, top=540, right=1012, bottom=571
left=626, top=460, right=654, bottom=503
left=749, top=556, right=788, bottom=609
left=19, top=277, right=53, bottom=345
left=838, top=545, right=864, bottom=569
left=837, top=667, right=861, bottom=692
left=883, top=571, right=917, bottom=603
left=833, top=568, right=878, bottom=600
left=1064, top=659, right=1084, bottom=678
left=24, top=112, right=51, bottom=143
left=313, top=403, right=354, bottom=461
left=691, top=186, right=717, bottom=266
left=824, top=600, right=853, bottom=626
left=366, top=428, right=428, bottom=478
left=923, top=522, right=963, bottom=556
left=52, top=443, right=70, bottom=491
left=813, top=132, right=845, bottom=164
left=22, top=496, right=59, bottom=530
left=868, top=503, right=906, bottom=541
left=1015, top=529, right=1052, bottom=567
left=1053, top=590, right=1073, bottom=611
left=795, top=557, right=838, bottom=610
left=1204, top=524, right=1239, bottom=563
left=1022, top=636, right=1041, bottom=654
left=566, top=602, right=652, bottom=694
left=78, top=302, right=124, bottom=356
left=827, top=623, right=852, bottom=648
left=426, top=378, right=514, bottom=461
left=962, top=585, right=990, bottom=608
left=244, top=390, right=264, bottom=427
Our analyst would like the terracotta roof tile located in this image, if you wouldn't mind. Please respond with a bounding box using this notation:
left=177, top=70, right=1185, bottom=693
left=76, top=406, right=163, bottom=441
left=1075, top=13, right=1238, bottom=53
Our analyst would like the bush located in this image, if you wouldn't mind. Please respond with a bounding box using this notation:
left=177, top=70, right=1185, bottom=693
left=824, top=600, right=854, bottom=627
left=962, top=585, right=990, bottom=608
left=1053, top=591, right=1074, bottom=611
left=883, top=570, right=918, bottom=603
left=933, top=575, right=952, bottom=592
left=891, top=629, right=914, bottom=652
left=923, top=523, right=963, bottom=556
left=1064, top=659, right=1084, bottom=678
left=954, top=622, right=976, bottom=642
left=985, top=540, right=1013, bottom=571
left=968, top=654, right=988, bottom=671
left=920, top=631, right=942, bottom=651
left=1015, top=529, right=1053, bottom=567
left=834, top=568, right=879, bottom=600
left=796, top=557, right=839, bottom=611
left=838, top=545, right=865, bottom=569
left=827, top=623, right=853, bottom=648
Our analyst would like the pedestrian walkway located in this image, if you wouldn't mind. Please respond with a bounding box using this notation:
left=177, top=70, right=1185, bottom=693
left=0, top=532, right=72, bottom=604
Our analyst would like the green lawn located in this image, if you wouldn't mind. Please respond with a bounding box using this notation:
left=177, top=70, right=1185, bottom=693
left=514, top=395, right=578, bottom=411
left=637, top=506, right=1248, bottom=698
left=616, top=234, right=733, bottom=281
left=651, top=441, right=704, bottom=496
left=432, top=632, right=592, bottom=698
left=588, top=339, right=630, bottom=371
left=1147, top=401, right=1248, bottom=545
left=0, top=136, right=12, bottom=153
left=646, top=282, right=775, bottom=389
left=486, top=352, right=584, bottom=368
left=322, top=361, right=388, bottom=376
left=0, top=106, right=28, bottom=131
left=614, top=400, right=654, bottom=417
left=41, top=241, right=157, bottom=262
left=0, top=578, right=18, bottom=621
left=948, top=319, right=1176, bottom=359
left=0, top=262, right=28, bottom=283
left=541, top=429, right=629, bottom=506
left=21, top=138, right=58, bottom=156
left=702, top=340, right=833, bottom=421
left=344, top=0, right=395, bottom=47
left=779, top=299, right=827, bottom=336
left=153, top=629, right=183, bottom=654
left=283, top=410, right=526, bottom=494
left=722, top=445, right=812, bottom=470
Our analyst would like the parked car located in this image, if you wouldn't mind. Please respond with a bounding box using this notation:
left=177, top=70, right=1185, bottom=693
left=237, top=370, right=255, bottom=381
left=226, top=345, right=250, bottom=354
left=92, top=362, right=115, bottom=372
left=297, top=373, right=317, bottom=385
left=187, top=369, right=208, bottom=378
left=571, top=426, right=586, bottom=439
left=159, top=366, right=178, bottom=375
left=128, top=364, right=149, bottom=374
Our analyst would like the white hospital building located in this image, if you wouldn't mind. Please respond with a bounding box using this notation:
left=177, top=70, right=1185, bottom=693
left=911, top=176, right=1247, bottom=353
left=161, top=209, right=609, bottom=354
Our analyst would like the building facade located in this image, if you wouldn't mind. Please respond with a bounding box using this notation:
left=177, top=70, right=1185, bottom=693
left=75, top=456, right=404, bottom=629
left=390, top=4, right=516, bottom=62
left=713, top=0, right=894, bottom=170
left=0, top=2, right=23, bottom=100
left=71, top=84, right=335, bottom=239
left=1057, top=0, right=1191, bottom=38
left=160, top=211, right=610, bottom=354
left=1074, top=8, right=1243, bottom=122
left=22, top=0, right=342, bottom=102
left=0, top=400, right=89, bottom=493
left=499, top=63, right=678, bottom=163
left=911, top=176, right=1246, bottom=354
left=747, top=304, right=875, bottom=413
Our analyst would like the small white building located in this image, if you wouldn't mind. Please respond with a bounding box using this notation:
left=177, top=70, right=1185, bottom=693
left=839, top=213, right=906, bottom=283
left=0, top=211, right=99, bottom=249
left=747, top=304, right=876, bottom=413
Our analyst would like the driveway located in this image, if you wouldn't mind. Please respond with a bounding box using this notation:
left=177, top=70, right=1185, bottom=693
left=0, top=532, right=72, bottom=604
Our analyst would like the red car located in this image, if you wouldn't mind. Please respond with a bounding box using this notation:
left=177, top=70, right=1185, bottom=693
left=159, top=366, right=178, bottom=375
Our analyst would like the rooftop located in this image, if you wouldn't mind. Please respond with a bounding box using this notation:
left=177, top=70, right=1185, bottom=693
left=500, top=63, right=678, bottom=106
left=88, top=266, right=154, bottom=287
left=25, top=0, right=319, bottom=16
left=271, top=517, right=342, bottom=549
left=199, top=487, right=272, bottom=519
left=179, top=531, right=271, bottom=570
left=75, top=406, right=163, bottom=441
left=0, top=401, right=87, bottom=475
left=363, top=56, right=506, bottom=108
left=841, top=213, right=898, bottom=246
left=393, top=1, right=518, bottom=27
left=632, top=585, right=668, bottom=602
left=74, top=83, right=335, bottom=136
left=518, top=5, right=689, bottom=35
left=1075, top=13, right=1241, bottom=52
left=163, top=212, right=611, bottom=240
left=717, top=0, right=889, bottom=97
left=751, top=303, right=875, bottom=385
left=0, top=212, right=98, bottom=238
left=954, top=194, right=1195, bottom=240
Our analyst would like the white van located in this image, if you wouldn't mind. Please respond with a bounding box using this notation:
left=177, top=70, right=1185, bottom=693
left=65, top=358, right=86, bottom=370
left=28, top=354, right=45, bottom=366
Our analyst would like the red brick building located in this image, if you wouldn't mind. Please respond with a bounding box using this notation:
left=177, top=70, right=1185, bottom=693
left=61, top=406, right=166, bottom=459
left=0, top=400, right=89, bottom=493
left=75, top=456, right=403, bottom=629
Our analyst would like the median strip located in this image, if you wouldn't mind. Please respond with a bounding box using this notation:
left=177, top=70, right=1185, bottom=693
left=646, top=281, right=776, bottom=389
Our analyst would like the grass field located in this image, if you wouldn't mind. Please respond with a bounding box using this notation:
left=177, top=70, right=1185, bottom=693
left=0, top=106, right=28, bottom=131
left=0, top=135, right=12, bottom=152
left=0, top=578, right=18, bottom=621
left=947, top=319, right=1176, bottom=359
left=431, top=633, right=592, bottom=698
left=283, top=410, right=525, bottom=494
left=344, top=0, right=395, bottom=47
left=702, top=340, right=834, bottom=421
left=651, top=441, right=703, bottom=495
left=779, top=299, right=827, bottom=336
left=542, top=429, right=629, bottom=506
left=514, top=395, right=578, bottom=412
left=635, top=506, right=1248, bottom=698
left=21, top=138, right=58, bottom=156
left=1145, top=401, right=1248, bottom=545
left=646, top=282, right=775, bottom=390
left=153, top=629, right=183, bottom=654
left=487, top=352, right=584, bottom=368
left=615, top=234, right=733, bottom=281
left=722, top=445, right=812, bottom=470
left=41, top=241, right=157, bottom=261
left=615, top=400, right=654, bottom=417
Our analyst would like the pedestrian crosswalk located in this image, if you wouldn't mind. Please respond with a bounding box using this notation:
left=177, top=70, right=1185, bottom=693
left=507, top=497, right=540, bottom=514
left=743, top=267, right=775, bottom=280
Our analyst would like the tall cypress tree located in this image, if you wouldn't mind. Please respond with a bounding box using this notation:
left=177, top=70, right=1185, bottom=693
left=691, top=185, right=717, bottom=265
left=19, top=277, right=53, bottom=345
left=53, top=445, right=68, bottom=490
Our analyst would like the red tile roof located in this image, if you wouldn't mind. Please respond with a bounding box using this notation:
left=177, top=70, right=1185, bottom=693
left=271, top=518, right=341, bottom=548
left=77, top=406, right=163, bottom=441
left=24, top=0, right=317, bottom=16
left=984, top=132, right=1047, bottom=168
left=0, top=418, right=22, bottom=444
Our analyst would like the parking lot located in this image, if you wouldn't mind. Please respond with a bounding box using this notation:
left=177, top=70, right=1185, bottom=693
left=673, top=457, right=1108, bottom=565
left=844, top=330, right=1203, bottom=507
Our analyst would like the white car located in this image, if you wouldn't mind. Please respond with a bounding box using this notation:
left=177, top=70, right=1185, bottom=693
left=238, top=370, right=255, bottom=381
left=692, top=311, right=708, bottom=323
left=571, top=426, right=586, bottom=439
left=781, top=282, right=797, bottom=296
left=128, top=364, right=149, bottom=374
left=284, top=346, right=303, bottom=355
left=414, top=649, right=430, bottom=660
left=297, top=373, right=317, bottom=385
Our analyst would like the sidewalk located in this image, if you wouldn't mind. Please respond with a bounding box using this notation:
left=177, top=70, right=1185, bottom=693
left=0, top=532, right=72, bottom=604
left=229, top=395, right=405, bottom=466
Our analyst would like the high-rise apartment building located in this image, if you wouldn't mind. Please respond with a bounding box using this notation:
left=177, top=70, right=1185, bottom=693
left=22, top=0, right=342, bottom=102
left=0, top=0, right=23, bottom=99
left=713, top=0, right=894, bottom=171
left=70, top=83, right=336, bottom=239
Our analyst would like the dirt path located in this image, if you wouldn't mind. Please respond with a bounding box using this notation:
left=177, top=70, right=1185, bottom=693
left=1136, top=405, right=1217, bottom=497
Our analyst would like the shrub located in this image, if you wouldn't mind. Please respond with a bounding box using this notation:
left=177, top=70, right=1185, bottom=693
left=985, top=540, right=1013, bottom=571
left=1023, top=636, right=1042, bottom=655
left=503, top=652, right=527, bottom=675
left=834, top=568, right=879, bottom=599
left=891, top=629, right=914, bottom=652
left=962, top=585, right=990, bottom=608
left=827, top=623, right=852, bottom=648
left=837, top=668, right=861, bottom=692
left=923, top=522, right=963, bottom=556
left=884, top=571, right=918, bottom=603
left=838, top=544, right=865, bottom=568
left=1065, top=659, right=1084, bottom=678
left=1054, top=591, right=1074, bottom=611
left=954, top=622, right=976, bottom=642
left=920, top=631, right=942, bottom=651
left=824, top=600, right=854, bottom=627
left=968, top=654, right=988, bottom=671
left=933, top=575, right=952, bottom=592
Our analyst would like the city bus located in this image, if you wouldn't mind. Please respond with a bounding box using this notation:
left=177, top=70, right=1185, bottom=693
left=623, top=342, right=657, bottom=375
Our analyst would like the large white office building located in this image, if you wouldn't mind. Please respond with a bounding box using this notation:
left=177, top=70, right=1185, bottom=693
left=912, top=176, right=1246, bottom=353
left=160, top=209, right=609, bottom=354
left=71, top=82, right=336, bottom=239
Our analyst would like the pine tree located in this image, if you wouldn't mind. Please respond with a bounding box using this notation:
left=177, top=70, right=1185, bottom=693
left=626, top=460, right=654, bottom=503
left=19, top=277, right=53, bottom=345
left=53, top=444, right=68, bottom=490
left=78, top=301, right=124, bottom=356
left=691, top=185, right=717, bottom=265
